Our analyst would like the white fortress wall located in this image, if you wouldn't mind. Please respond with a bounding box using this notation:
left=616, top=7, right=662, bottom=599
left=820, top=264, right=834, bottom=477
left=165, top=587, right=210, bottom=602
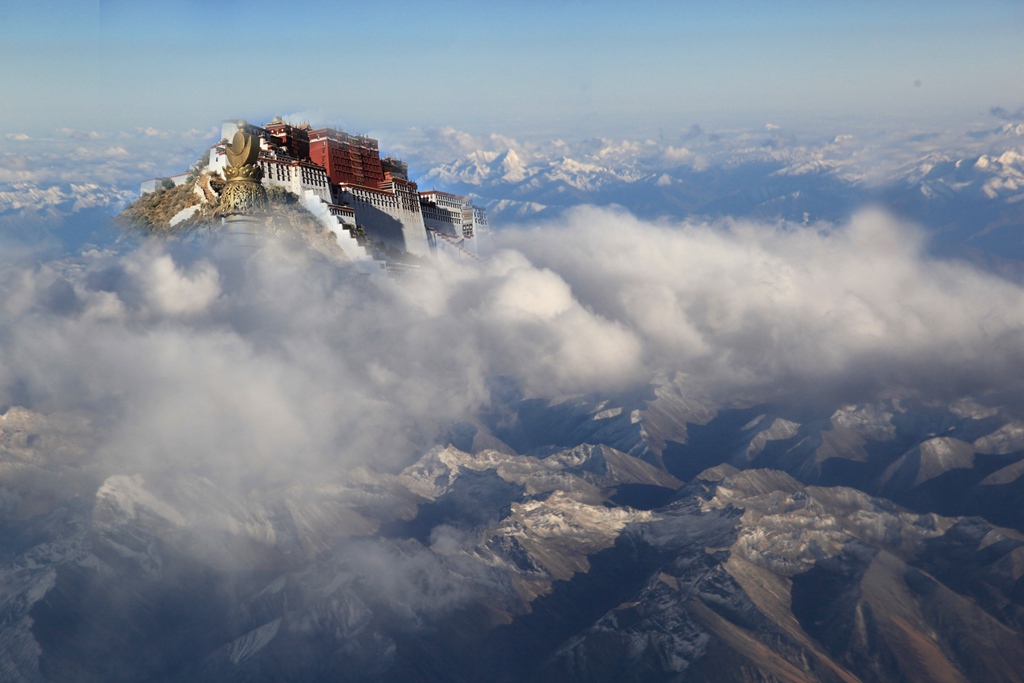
left=259, top=158, right=332, bottom=203
left=339, top=185, right=430, bottom=256
left=419, top=190, right=488, bottom=256
left=421, top=204, right=462, bottom=236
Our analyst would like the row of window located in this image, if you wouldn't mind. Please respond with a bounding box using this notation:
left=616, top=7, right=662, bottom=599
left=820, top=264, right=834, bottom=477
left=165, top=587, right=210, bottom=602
left=349, top=189, right=400, bottom=210
left=422, top=207, right=460, bottom=221
left=258, top=160, right=329, bottom=188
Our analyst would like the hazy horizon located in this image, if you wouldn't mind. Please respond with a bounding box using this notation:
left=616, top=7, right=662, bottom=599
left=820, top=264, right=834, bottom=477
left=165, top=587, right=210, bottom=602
left=2, top=0, right=1022, bottom=138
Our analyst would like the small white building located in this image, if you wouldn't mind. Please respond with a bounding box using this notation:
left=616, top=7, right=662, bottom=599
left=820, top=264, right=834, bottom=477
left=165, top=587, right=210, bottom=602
left=419, top=190, right=488, bottom=258
left=139, top=173, right=189, bottom=195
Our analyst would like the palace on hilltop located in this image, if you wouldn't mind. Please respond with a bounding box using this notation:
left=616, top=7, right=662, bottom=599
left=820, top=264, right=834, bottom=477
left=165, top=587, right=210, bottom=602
left=212, top=117, right=488, bottom=261
left=141, top=117, right=487, bottom=264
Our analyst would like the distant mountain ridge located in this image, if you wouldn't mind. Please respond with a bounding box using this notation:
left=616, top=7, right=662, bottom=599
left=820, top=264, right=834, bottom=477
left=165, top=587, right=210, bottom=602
left=4, top=120, right=1024, bottom=259
left=409, top=122, right=1024, bottom=259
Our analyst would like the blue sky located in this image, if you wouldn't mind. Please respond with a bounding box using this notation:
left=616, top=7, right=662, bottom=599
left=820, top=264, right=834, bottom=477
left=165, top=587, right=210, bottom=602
left=2, top=0, right=1023, bottom=137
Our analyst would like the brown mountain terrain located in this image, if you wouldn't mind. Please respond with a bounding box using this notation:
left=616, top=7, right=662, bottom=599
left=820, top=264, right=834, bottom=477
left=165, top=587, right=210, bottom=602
left=4, top=386, right=1024, bottom=681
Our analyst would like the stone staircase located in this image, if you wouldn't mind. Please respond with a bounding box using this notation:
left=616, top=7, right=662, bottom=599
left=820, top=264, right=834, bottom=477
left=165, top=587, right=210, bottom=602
left=298, top=190, right=371, bottom=263
left=427, top=227, right=485, bottom=262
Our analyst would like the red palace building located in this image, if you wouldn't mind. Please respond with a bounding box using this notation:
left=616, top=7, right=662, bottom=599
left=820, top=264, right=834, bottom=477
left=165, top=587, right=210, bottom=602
left=265, top=117, right=311, bottom=161
left=308, top=127, right=385, bottom=188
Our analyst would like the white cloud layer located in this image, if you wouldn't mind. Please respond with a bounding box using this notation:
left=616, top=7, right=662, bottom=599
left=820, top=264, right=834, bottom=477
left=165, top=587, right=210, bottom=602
left=1, top=207, right=1023, bottom=488
left=501, top=207, right=1024, bottom=404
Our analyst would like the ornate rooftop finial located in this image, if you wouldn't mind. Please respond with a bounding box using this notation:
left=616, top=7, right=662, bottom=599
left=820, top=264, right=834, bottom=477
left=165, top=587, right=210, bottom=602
left=220, top=120, right=266, bottom=219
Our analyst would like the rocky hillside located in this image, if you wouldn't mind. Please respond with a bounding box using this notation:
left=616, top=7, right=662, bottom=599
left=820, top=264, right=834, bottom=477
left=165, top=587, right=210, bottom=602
left=116, top=160, right=349, bottom=263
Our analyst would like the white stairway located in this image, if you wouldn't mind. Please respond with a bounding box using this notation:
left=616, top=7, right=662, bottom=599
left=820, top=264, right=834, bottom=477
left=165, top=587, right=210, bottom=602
left=299, top=190, right=372, bottom=263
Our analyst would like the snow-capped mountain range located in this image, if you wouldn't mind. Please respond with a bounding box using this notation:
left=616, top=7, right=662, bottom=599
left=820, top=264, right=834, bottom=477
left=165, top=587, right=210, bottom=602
left=3, top=118, right=1024, bottom=257
left=401, top=119, right=1024, bottom=256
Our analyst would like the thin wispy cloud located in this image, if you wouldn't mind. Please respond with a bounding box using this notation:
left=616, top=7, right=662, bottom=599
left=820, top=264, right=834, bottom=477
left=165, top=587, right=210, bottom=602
left=991, top=105, right=1024, bottom=122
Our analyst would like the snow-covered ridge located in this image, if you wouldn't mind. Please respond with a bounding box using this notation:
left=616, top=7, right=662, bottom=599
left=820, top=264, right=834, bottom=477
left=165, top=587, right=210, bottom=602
left=396, top=122, right=1024, bottom=244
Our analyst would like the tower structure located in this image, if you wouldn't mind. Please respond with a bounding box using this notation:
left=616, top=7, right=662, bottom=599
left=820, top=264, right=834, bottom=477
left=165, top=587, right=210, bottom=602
left=220, top=120, right=267, bottom=223
left=265, top=116, right=310, bottom=160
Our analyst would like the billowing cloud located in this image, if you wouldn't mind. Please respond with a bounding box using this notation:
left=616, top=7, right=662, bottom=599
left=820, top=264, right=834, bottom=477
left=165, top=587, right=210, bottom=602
left=2, top=206, right=1024, bottom=493
left=502, top=207, right=1024, bottom=406
left=661, top=146, right=692, bottom=163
